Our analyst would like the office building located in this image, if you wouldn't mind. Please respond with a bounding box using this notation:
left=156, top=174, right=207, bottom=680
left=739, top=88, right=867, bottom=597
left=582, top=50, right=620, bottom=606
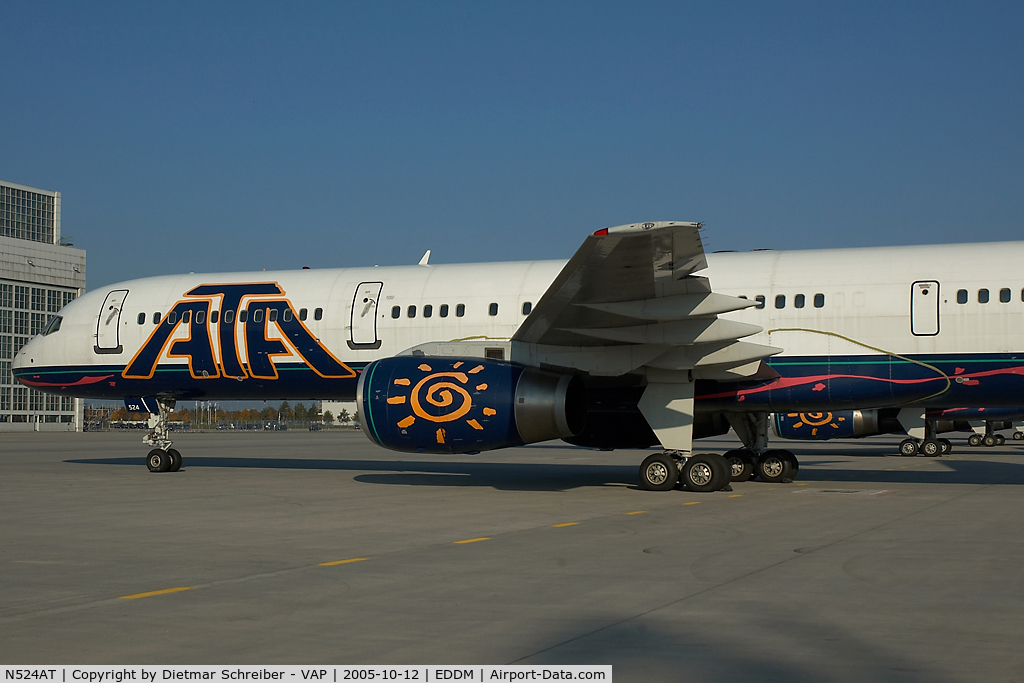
left=1, top=179, right=86, bottom=430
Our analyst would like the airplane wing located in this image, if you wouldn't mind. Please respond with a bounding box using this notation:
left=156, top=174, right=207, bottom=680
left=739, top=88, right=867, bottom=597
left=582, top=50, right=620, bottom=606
left=510, top=221, right=781, bottom=453
left=511, top=221, right=781, bottom=379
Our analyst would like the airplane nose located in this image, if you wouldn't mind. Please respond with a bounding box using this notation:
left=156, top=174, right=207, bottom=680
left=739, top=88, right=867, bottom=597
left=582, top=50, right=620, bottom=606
left=12, top=337, right=38, bottom=371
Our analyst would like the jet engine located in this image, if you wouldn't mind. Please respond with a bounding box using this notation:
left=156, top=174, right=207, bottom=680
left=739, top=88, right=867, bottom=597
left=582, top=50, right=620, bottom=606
left=772, top=409, right=902, bottom=440
left=357, top=356, right=586, bottom=454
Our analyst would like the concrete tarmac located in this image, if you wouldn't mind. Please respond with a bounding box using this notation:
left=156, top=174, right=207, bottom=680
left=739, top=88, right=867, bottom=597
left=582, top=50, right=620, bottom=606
left=1, top=430, right=1023, bottom=682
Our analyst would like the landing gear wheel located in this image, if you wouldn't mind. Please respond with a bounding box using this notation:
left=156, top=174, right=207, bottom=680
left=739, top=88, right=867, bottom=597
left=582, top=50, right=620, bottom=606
left=682, top=454, right=725, bottom=493
left=939, top=438, right=952, bottom=455
left=166, top=448, right=182, bottom=472
left=146, top=449, right=171, bottom=473
left=995, top=434, right=1005, bottom=446
left=899, top=439, right=920, bottom=457
left=756, top=450, right=793, bottom=484
left=919, top=439, right=941, bottom=457
left=779, top=450, right=799, bottom=478
left=968, top=433, right=983, bottom=447
left=984, top=434, right=997, bottom=447
left=706, top=453, right=732, bottom=490
left=639, top=453, right=678, bottom=491
left=723, top=449, right=755, bottom=482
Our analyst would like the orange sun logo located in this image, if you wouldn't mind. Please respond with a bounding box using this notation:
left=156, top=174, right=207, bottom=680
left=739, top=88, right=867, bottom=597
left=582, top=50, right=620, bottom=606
left=388, top=361, right=497, bottom=444
left=788, top=411, right=845, bottom=436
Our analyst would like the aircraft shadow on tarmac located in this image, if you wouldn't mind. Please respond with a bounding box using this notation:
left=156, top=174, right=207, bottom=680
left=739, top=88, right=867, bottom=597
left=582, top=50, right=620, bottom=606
left=63, top=455, right=1024, bottom=489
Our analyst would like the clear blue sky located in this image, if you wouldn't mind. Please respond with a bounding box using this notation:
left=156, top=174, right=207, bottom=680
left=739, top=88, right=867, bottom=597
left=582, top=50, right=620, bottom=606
left=3, top=1, right=1022, bottom=290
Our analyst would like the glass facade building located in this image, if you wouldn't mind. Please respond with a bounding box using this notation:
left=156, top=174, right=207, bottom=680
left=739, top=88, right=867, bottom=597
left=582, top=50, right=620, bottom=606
left=0, top=180, right=86, bottom=430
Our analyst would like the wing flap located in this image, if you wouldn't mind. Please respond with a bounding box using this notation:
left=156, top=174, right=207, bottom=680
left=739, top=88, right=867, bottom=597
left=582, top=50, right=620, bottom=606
left=511, top=221, right=776, bottom=381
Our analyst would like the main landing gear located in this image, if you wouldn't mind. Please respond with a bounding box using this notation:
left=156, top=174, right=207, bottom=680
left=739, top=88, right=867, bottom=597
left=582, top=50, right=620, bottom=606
left=967, top=421, right=1009, bottom=447
left=143, top=398, right=183, bottom=473
left=638, top=448, right=800, bottom=492
left=898, top=438, right=952, bottom=457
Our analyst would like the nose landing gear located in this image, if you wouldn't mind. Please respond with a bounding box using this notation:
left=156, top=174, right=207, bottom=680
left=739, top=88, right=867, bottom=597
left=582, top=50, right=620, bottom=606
left=143, top=399, right=183, bottom=473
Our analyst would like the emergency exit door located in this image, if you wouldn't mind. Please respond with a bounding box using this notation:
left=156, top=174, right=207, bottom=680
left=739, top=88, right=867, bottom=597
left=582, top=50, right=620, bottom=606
left=95, top=289, right=129, bottom=353
left=349, top=282, right=383, bottom=349
left=911, top=281, right=939, bottom=336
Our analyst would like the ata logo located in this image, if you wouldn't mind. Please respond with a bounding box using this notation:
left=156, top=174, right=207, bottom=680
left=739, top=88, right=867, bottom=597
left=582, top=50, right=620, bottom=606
left=386, top=361, right=498, bottom=445
left=786, top=412, right=844, bottom=436
left=122, top=283, right=355, bottom=381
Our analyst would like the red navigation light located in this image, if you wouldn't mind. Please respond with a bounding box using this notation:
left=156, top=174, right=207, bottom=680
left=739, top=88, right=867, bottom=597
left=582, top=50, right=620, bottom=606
left=593, top=228, right=608, bottom=236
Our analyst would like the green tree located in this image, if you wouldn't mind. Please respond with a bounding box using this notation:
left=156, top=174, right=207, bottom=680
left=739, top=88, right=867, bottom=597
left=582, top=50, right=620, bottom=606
left=279, top=400, right=291, bottom=421
left=295, top=403, right=307, bottom=422
left=323, top=410, right=334, bottom=425
left=338, top=409, right=351, bottom=425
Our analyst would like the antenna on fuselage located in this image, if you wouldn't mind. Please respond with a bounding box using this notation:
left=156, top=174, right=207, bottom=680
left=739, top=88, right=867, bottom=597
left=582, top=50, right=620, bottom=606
left=418, top=250, right=431, bottom=266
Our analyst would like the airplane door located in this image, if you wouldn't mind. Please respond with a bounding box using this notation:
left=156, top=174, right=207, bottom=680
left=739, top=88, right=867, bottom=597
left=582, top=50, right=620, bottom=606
left=96, top=289, right=129, bottom=353
left=911, top=281, right=939, bottom=336
left=349, top=282, right=383, bottom=349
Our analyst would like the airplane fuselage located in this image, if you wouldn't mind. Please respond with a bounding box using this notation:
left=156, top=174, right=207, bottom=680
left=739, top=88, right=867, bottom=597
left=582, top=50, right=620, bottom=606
left=14, top=241, right=1024, bottom=413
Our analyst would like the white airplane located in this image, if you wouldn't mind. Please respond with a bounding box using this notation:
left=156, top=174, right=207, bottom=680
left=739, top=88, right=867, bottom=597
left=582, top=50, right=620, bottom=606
left=12, top=222, right=1024, bottom=492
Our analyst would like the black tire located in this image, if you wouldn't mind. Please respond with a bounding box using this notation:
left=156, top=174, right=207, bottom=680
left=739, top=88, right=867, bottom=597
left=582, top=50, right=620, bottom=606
left=899, top=439, right=919, bottom=457
left=779, top=450, right=799, bottom=478
left=939, top=438, right=952, bottom=455
left=167, top=448, right=182, bottom=472
left=146, top=449, right=170, bottom=473
left=1014, top=432, right=1024, bottom=441
left=639, top=453, right=678, bottom=491
left=682, top=454, right=720, bottom=493
left=723, top=449, right=754, bottom=482
left=984, top=434, right=997, bottom=447
left=968, top=433, right=983, bottom=447
left=756, top=450, right=792, bottom=484
left=706, top=453, right=732, bottom=490
left=995, top=434, right=1005, bottom=446
left=919, top=439, right=940, bottom=457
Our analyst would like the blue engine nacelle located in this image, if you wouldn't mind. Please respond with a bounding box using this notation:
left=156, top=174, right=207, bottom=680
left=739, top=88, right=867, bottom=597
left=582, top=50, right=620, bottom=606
left=357, top=356, right=587, bottom=454
left=772, top=410, right=892, bottom=440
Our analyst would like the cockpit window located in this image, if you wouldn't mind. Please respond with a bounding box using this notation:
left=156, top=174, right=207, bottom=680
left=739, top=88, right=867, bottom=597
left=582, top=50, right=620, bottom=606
left=42, top=316, right=62, bottom=335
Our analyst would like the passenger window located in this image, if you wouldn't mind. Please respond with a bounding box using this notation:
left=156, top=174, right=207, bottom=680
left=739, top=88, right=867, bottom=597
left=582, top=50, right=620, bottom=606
left=268, top=309, right=278, bottom=322
left=299, top=308, right=308, bottom=321
left=195, top=310, right=206, bottom=325
left=238, top=309, right=248, bottom=323
left=775, top=295, right=786, bottom=309
left=253, top=308, right=264, bottom=323
left=813, top=293, right=824, bottom=308
left=979, top=289, right=989, bottom=304
left=314, top=308, right=323, bottom=321
left=153, top=312, right=161, bottom=324
left=224, top=310, right=234, bottom=324
left=957, top=290, right=968, bottom=304
left=489, top=303, right=498, bottom=316
left=794, top=294, right=805, bottom=309
left=755, top=295, right=765, bottom=310
left=456, top=304, right=465, bottom=317
left=282, top=309, right=291, bottom=322
left=211, top=310, right=219, bottom=324
left=1000, top=288, right=1011, bottom=303
left=522, top=302, right=532, bottom=315
left=182, top=311, right=191, bottom=324
left=167, top=311, right=178, bottom=324
left=137, top=312, right=146, bottom=325
left=439, top=304, right=449, bottom=318
left=407, top=305, right=416, bottom=318
left=391, top=306, right=400, bottom=319
left=423, top=305, right=432, bottom=318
